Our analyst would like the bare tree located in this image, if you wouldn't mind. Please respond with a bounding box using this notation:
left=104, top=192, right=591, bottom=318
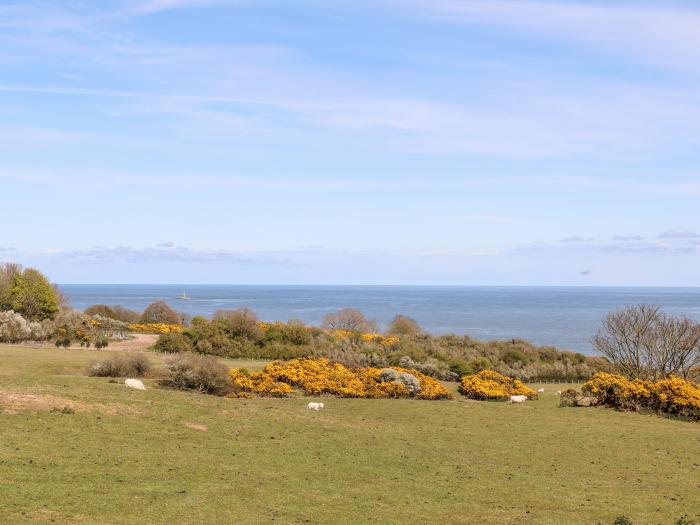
left=322, top=308, right=377, bottom=333
left=593, top=304, right=700, bottom=380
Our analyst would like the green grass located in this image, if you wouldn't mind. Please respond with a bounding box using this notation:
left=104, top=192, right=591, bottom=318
left=1, top=346, right=699, bottom=525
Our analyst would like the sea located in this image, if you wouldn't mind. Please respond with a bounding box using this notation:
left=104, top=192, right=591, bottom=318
left=59, top=285, right=700, bottom=355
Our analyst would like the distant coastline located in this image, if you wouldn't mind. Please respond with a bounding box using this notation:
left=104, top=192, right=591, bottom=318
left=59, top=284, right=700, bottom=355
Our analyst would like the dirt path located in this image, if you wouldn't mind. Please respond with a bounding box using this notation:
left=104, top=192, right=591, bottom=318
left=23, top=333, right=158, bottom=352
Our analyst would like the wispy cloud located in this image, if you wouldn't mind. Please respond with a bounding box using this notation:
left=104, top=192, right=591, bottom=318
left=517, top=229, right=700, bottom=256
left=397, top=0, right=700, bottom=74
left=28, top=245, right=293, bottom=267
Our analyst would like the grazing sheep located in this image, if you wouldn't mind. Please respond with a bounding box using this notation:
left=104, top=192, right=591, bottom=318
left=124, top=378, right=146, bottom=391
left=556, top=390, right=561, bottom=396
left=307, top=402, right=324, bottom=411
left=509, top=395, right=528, bottom=403
left=537, top=387, right=545, bottom=393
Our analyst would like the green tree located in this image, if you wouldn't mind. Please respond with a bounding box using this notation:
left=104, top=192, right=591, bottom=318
left=9, top=268, right=60, bottom=320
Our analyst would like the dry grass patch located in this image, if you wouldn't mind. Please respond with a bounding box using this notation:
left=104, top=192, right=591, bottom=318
left=0, top=389, right=139, bottom=416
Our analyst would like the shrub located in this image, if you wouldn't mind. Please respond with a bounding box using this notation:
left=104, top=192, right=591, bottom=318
left=213, top=308, right=262, bottom=340
left=0, top=310, right=46, bottom=343
left=458, top=370, right=536, bottom=400
left=88, top=353, right=152, bottom=377
left=84, top=304, right=117, bottom=319
left=128, top=323, right=183, bottom=334
left=154, top=332, right=193, bottom=353
left=0, top=265, right=60, bottom=321
left=228, top=358, right=450, bottom=400
left=160, top=353, right=229, bottom=395
left=141, top=301, right=182, bottom=325
left=322, top=308, right=378, bottom=333
left=387, top=315, right=422, bottom=336
left=581, top=372, right=651, bottom=410
left=568, top=372, right=700, bottom=420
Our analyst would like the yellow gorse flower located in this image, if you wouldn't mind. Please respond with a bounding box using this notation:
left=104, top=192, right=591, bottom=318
left=458, top=370, right=537, bottom=400
left=228, top=357, right=451, bottom=400
left=128, top=323, right=183, bottom=334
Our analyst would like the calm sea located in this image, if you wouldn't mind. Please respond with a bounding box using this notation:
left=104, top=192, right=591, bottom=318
left=59, top=285, right=700, bottom=355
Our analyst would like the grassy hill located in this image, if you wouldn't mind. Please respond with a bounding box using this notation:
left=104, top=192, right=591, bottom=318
left=1, top=345, right=698, bottom=524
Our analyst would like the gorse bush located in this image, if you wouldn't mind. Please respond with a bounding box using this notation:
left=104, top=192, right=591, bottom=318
left=88, top=353, right=152, bottom=378
left=128, top=323, right=183, bottom=334
left=458, top=370, right=537, bottom=400
left=566, top=372, right=700, bottom=420
left=154, top=332, right=193, bottom=353
left=228, top=357, right=451, bottom=400
left=160, top=353, right=229, bottom=395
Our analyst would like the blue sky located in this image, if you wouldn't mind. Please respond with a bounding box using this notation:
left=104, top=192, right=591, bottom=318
left=1, top=0, right=699, bottom=285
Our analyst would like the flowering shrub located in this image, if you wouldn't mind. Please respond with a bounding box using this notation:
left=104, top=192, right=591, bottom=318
left=0, top=310, right=47, bottom=343
left=581, top=372, right=651, bottom=410
left=571, top=373, right=700, bottom=420
left=128, top=323, right=183, bottom=334
left=228, top=368, right=294, bottom=397
left=228, top=358, right=451, bottom=399
left=458, top=370, right=537, bottom=400
left=649, top=376, right=700, bottom=419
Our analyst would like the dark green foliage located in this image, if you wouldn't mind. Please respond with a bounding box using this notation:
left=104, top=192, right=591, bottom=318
left=154, top=332, right=193, bottom=353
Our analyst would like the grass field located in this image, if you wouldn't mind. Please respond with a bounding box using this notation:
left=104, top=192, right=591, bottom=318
left=1, top=345, right=699, bottom=525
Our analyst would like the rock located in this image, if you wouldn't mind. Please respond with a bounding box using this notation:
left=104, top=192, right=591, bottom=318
left=124, top=378, right=146, bottom=391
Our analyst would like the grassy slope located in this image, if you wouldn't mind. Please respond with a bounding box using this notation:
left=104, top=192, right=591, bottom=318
left=1, top=346, right=699, bottom=525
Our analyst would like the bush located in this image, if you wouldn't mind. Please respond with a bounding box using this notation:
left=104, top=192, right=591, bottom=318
left=565, top=372, right=700, bottom=420
left=229, top=358, right=451, bottom=400
left=0, top=265, right=60, bottom=321
left=213, top=308, right=262, bottom=340
left=141, top=301, right=182, bottom=325
left=322, top=308, right=377, bottom=333
left=154, top=332, right=193, bottom=353
left=387, top=315, right=422, bottom=336
left=160, top=353, right=229, bottom=395
left=88, top=353, right=152, bottom=377
left=0, top=310, right=47, bottom=343
left=458, top=370, right=537, bottom=400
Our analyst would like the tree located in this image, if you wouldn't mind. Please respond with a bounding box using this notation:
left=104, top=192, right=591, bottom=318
left=592, top=304, right=700, bottom=380
left=141, top=301, right=181, bottom=324
left=84, top=304, right=117, bottom=319
left=322, top=308, right=377, bottom=333
left=387, top=315, right=422, bottom=336
left=8, top=267, right=60, bottom=321
left=0, top=263, right=21, bottom=310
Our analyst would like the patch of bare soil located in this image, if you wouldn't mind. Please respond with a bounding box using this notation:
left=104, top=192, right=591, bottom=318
left=0, top=390, right=140, bottom=415
left=184, top=422, right=208, bottom=432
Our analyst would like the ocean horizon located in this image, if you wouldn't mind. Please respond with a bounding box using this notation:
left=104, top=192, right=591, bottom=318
left=59, top=284, right=700, bottom=355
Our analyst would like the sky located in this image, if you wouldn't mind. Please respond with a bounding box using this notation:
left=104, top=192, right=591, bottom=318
left=1, top=0, right=699, bottom=285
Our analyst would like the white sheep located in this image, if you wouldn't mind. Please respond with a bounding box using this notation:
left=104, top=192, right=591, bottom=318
left=556, top=390, right=561, bottom=396
left=509, top=395, right=528, bottom=403
left=307, top=402, right=324, bottom=411
left=537, top=387, right=545, bottom=393
left=125, top=378, right=146, bottom=391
